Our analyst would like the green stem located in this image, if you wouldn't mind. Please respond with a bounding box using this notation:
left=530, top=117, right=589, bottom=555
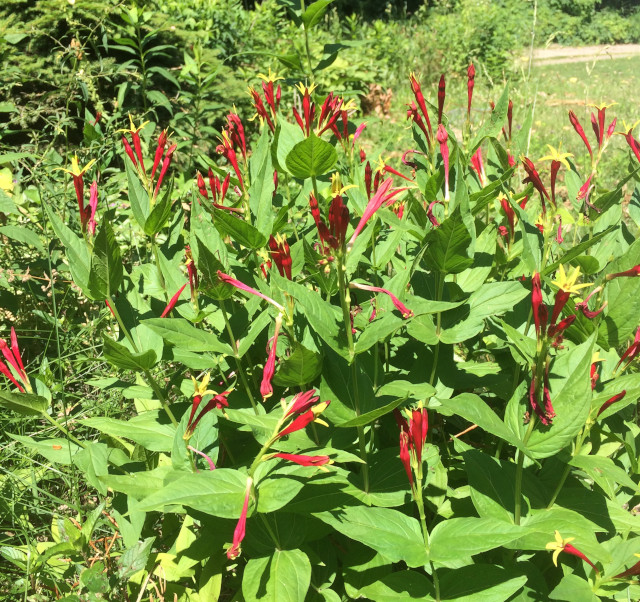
left=337, top=256, right=355, bottom=361
left=429, top=274, right=445, bottom=386
left=415, top=476, right=440, bottom=601
left=152, top=239, right=167, bottom=295
left=259, top=514, right=281, bottom=549
left=41, top=411, right=86, bottom=449
left=299, top=0, right=315, bottom=82
left=221, top=300, right=258, bottom=414
left=547, top=426, right=588, bottom=508
left=514, top=418, right=536, bottom=525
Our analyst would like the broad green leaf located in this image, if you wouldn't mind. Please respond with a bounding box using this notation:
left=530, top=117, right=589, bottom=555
left=100, top=466, right=175, bottom=500
left=429, top=517, right=528, bottom=563
left=194, top=235, right=234, bottom=300
left=439, top=564, right=527, bottom=602
left=273, top=342, right=322, bottom=387
left=525, top=336, right=594, bottom=458
left=570, top=454, right=639, bottom=498
left=102, top=336, right=157, bottom=371
left=359, top=570, right=434, bottom=602
left=464, top=449, right=515, bottom=522
left=81, top=411, right=176, bottom=452
left=0, top=225, right=44, bottom=252
left=314, top=506, right=428, bottom=567
left=248, top=127, right=275, bottom=235
left=454, top=223, right=496, bottom=293
left=242, top=549, right=311, bottom=602
left=73, top=444, right=110, bottom=495
left=144, top=318, right=232, bottom=354
left=502, top=320, right=536, bottom=365
left=550, top=574, right=599, bottom=602
left=0, top=391, right=49, bottom=416
left=591, top=167, right=640, bottom=219
left=469, top=168, right=516, bottom=217
left=338, top=395, right=408, bottom=429
left=8, top=434, right=80, bottom=464
left=302, top=0, right=334, bottom=30
left=470, top=84, right=509, bottom=153
left=355, top=313, right=406, bottom=354
left=285, top=133, right=337, bottom=179
left=275, top=120, right=305, bottom=173
left=134, top=469, right=247, bottom=518
left=117, top=537, right=155, bottom=580
left=212, top=207, right=267, bottom=249
left=143, top=183, right=174, bottom=236
left=511, top=198, right=542, bottom=272
left=422, top=207, right=473, bottom=274
left=125, top=159, right=149, bottom=229
left=45, top=204, right=91, bottom=296
left=88, top=220, right=123, bottom=301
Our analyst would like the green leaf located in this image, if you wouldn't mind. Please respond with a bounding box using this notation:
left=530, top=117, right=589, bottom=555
left=248, top=127, right=275, bottom=236
left=550, top=574, right=599, bottom=602
left=285, top=133, right=337, bottom=179
left=143, top=318, right=232, bottom=355
left=242, top=549, right=311, bottom=602
left=212, top=207, right=267, bottom=249
left=275, top=53, right=305, bottom=72
left=470, top=84, right=509, bottom=153
left=591, top=167, right=640, bottom=219
left=525, top=336, right=594, bottom=459
left=359, top=570, right=434, bottom=602
left=0, top=225, right=44, bottom=252
left=125, top=159, right=149, bottom=229
left=439, top=564, right=527, bottom=602
left=45, top=204, right=91, bottom=296
left=464, top=449, right=515, bottom=522
left=355, top=313, right=406, bottom=354
left=102, top=336, right=157, bottom=372
left=275, top=120, right=305, bottom=173
left=570, top=454, right=639, bottom=498
left=422, top=207, right=473, bottom=274
left=143, top=183, right=174, bottom=237
left=134, top=469, right=248, bottom=517
left=194, top=235, right=234, bottom=300
left=338, top=395, right=408, bottom=429
left=429, top=517, right=528, bottom=563
left=88, top=221, right=123, bottom=301
left=81, top=411, right=175, bottom=452
left=273, top=342, right=322, bottom=387
left=314, top=507, right=428, bottom=568
left=7, top=434, right=80, bottom=464
left=302, top=0, right=334, bottom=29
left=117, top=537, right=155, bottom=580
left=0, top=391, right=49, bottom=416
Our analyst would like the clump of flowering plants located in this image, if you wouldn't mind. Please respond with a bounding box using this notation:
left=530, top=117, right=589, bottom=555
left=6, top=56, right=640, bottom=602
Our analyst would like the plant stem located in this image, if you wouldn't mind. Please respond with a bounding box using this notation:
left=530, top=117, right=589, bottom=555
left=429, top=273, right=445, bottom=386
left=514, top=418, right=536, bottom=525
left=220, top=300, right=258, bottom=414
left=337, top=255, right=355, bottom=361
left=547, top=426, right=588, bottom=508
left=415, top=476, right=440, bottom=601
left=299, top=0, right=315, bottom=82
left=41, top=411, right=86, bottom=449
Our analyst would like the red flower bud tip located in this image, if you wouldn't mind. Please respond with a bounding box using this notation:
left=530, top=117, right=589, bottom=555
left=436, top=125, right=450, bottom=201
left=590, top=363, right=599, bottom=390
left=399, top=431, right=413, bottom=489
left=153, top=143, right=177, bottom=200
left=607, top=117, right=617, bottom=140
left=522, top=157, right=550, bottom=212
left=396, top=405, right=428, bottom=486
left=529, top=365, right=555, bottom=426
left=409, top=72, right=433, bottom=141
left=217, top=132, right=244, bottom=192
left=160, top=284, right=187, bottom=318
left=507, top=99, right=513, bottom=140
left=276, top=400, right=330, bottom=439
left=197, top=172, right=208, bottom=198
left=498, top=225, right=509, bottom=238
left=549, top=160, right=561, bottom=207
left=185, top=373, right=232, bottom=439
left=470, top=148, right=486, bottom=186
left=151, top=129, right=168, bottom=180
left=285, top=389, right=320, bottom=418
left=508, top=154, right=517, bottom=167
left=328, top=195, right=349, bottom=249
left=260, top=314, right=283, bottom=400
left=273, top=453, right=332, bottom=467
left=547, top=531, right=599, bottom=573
left=606, top=265, right=640, bottom=280
left=500, top=197, right=515, bottom=240
left=347, top=178, right=406, bottom=250
left=226, top=113, right=247, bottom=161
left=86, top=181, right=99, bottom=236
left=577, top=174, right=593, bottom=203
left=616, top=326, right=640, bottom=372
left=227, top=477, right=252, bottom=560
left=437, top=74, right=446, bottom=124
left=597, top=390, right=626, bottom=417
left=350, top=281, right=413, bottom=318
left=0, top=327, right=30, bottom=393
left=467, top=63, right=475, bottom=117
left=568, top=110, right=593, bottom=158
left=625, top=129, right=640, bottom=164
left=383, top=164, right=414, bottom=183
left=217, top=270, right=285, bottom=313
left=427, top=200, right=443, bottom=228
left=547, top=314, right=576, bottom=339
left=250, top=83, right=276, bottom=132
left=532, top=273, right=546, bottom=339
left=353, top=122, right=367, bottom=146
left=550, top=289, right=571, bottom=327
left=359, top=148, right=366, bottom=163
left=122, top=136, right=138, bottom=169
left=185, top=246, right=199, bottom=299
left=268, top=235, right=292, bottom=279
left=556, top=217, right=563, bottom=244
left=309, top=193, right=337, bottom=252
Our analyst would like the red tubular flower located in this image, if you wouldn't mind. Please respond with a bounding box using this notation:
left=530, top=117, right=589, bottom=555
left=347, top=178, right=406, bottom=250
left=407, top=102, right=432, bottom=149
left=436, top=125, right=450, bottom=201
left=86, top=181, right=99, bottom=236
left=467, top=63, right=475, bottom=118
left=408, top=73, right=433, bottom=142
left=607, top=117, right=617, bottom=140
left=151, top=130, right=168, bottom=180
left=216, top=132, right=244, bottom=192
left=276, top=400, right=330, bottom=439
left=529, top=365, right=555, bottom=426
left=606, top=265, right=640, bottom=280
left=568, top=111, right=593, bottom=158
left=547, top=531, right=599, bottom=573
left=500, top=197, right=515, bottom=240
left=268, top=235, right=292, bottom=279
left=249, top=86, right=275, bottom=132
left=532, top=273, right=547, bottom=339
left=383, top=164, right=414, bottom=183
left=625, top=129, right=640, bottom=163
left=399, top=431, right=413, bottom=488
left=616, top=326, right=640, bottom=372
left=556, top=217, right=564, bottom=244
left=359, top=148, right=366, bottom=163
left=507, top=99, right=513, bottom=140
left=122, top=137, right=138, bottom=168
left=410, top=408, right=428, bottom=464
left=470, top=148, right=486, bottom=186
left=160, top=284, right=187, bottom=318
left=217, top=271, right=286, bottom=313
left=547, top=314, right=576, bottom=340
left=565, top=543, right=599, bottom=572
left=427, top=200, right=443, bottom=228
left=328, top=195, right=349, bottom=249
left=131, top=129, right=145, bottom=172
left=353, top=122, right=367, bottom=146
left=0, top=327, right=30, bottom=393
left=522, top=157, right=551, bottom=212
left=437, top=74, right=446, bottom=124
left=153, top=143, right=177, bottom=200
left=285, top=389, right=320, bottom=418
left=226, top=113, right=247, bottom=161
left=197, top=172, right=208, bottom=198
left=309, top=193, right=337, bottom=252
left=260, top=314, right=283, bottom=399
left=273, top=453, right=332, bottom=467
left=614, top=557, right=640, bottom=579
left=576, top=287, right=606, bottom=319
left=364, top=161, right=373, bottom=199
left=227, top=477, right=252, bottom=560
left=349, top=281, right=413, bottom=318
left=597, top=390, right=626, bottom=416
left=185, top=246, right=199, bottom=300
left=591, top=113, right=600, bottom=147
left=185, top=374, right=232, bottom=439
left=550, top=289, right=571, bottom=327
left=590, top=363, right=599, bottom=389
left=550, top=160, right=561, bottom=207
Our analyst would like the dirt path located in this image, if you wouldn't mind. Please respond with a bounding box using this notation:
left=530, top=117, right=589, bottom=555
left=528, top=43, right=640, bottom=65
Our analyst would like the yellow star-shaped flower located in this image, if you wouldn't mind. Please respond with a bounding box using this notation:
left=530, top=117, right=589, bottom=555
left=294, top=82, right=317, bottom=96
left=331, top=172, right=356, bottom=196
left=590, top=101, right=617, bottom=111
left=191, top=373, right=214, bottom=398
left=59, top=155, right=96, bottom=177
left=257, top=68, right=284, bottom=83
left=117, top=114, right=149, bottom=135
left=539, top=144, right=573, bottom=170
left=551, top=264, right=592, bottom=295
left=546, top=530, right=575, bottom=567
